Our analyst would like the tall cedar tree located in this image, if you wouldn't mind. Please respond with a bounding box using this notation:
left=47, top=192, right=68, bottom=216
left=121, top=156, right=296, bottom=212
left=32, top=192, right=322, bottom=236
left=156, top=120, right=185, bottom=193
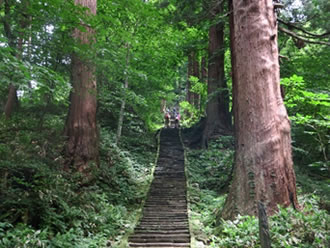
left=64, top=0, right=99, bottom=172
left=222, top=0, right=298, bottom=219
left=203, top=0, right=231, bottom=145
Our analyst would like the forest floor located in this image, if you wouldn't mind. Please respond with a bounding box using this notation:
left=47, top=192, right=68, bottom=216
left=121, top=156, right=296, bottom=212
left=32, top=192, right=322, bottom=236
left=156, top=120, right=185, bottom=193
left=0, top=118, right=329, bottom=248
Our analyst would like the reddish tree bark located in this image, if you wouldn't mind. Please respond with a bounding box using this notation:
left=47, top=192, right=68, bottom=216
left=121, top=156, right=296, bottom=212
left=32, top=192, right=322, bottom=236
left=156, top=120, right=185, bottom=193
left=200, top=56, right=207, bottom=111
left=222, top=0, right=298, bottom=219
left=229, top=0, right=238, bottom=147
left=64, top=0, right=99, bottom=173
left=203, top=2, right=231, bottom=144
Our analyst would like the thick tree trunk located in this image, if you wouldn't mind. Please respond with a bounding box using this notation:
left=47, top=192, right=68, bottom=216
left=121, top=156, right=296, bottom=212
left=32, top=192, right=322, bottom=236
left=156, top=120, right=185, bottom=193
left=64, top=0, right=99, bottom=173
left=203, top=3, right=231, bottom=144
left=222, top=0, right=298, bottom=219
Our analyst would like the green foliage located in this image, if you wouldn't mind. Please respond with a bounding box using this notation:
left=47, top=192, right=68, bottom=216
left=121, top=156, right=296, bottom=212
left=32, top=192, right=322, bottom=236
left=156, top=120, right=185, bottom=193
left=185, top=135, right=330, bottom=248
left=0, top=112, right=156, bottom=247
left=21, top=66, right=70, bottom=107
left=1, top=0, right=329, bottom=247
left=0, top=40, right=31, bottom=92
left=189, top=76, right=207, bottom=96
left=187, top=137, right=234, bottom=192
left=179, top=74, right=209, bottom=126
left=95, top=0, right=186, bottom=130
left=185, top=137, right=234, bottom=246
left=281, top=75, right=329, bottom=117
left=212, top=195, right=330, bottom=248
left=179, top=100, right=200, bottom=126
left=281, top=74, right=329, bottom=172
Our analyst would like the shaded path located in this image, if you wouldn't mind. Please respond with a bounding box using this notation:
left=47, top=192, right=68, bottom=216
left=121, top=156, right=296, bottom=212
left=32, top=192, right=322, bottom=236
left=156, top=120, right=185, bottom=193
left=129, top=128, right=190, bottom=248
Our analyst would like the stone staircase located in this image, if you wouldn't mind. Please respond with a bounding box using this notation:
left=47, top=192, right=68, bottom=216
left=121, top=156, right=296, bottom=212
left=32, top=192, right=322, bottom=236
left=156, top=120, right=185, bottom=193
left=129, top=128, right=190, bottom=248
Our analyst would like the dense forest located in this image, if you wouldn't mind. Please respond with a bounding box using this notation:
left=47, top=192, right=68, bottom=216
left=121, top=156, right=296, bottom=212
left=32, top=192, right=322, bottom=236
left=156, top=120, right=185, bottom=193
left=0, top=0, right=329, bottom=247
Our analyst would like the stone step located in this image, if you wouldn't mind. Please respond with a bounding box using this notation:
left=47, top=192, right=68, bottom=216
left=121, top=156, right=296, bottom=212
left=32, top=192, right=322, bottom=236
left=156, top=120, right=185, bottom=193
left=151, top=179, right=186, bottom=182
left=143, top=209, right=187, bottom=214
left=149, top=189, right=186, bottom=193
left=153, top=177, right=186, bottom=181
left=139, top=219, right=188, bottom=223
left=146, top=199, right=186, bottom=203
left=149, top=185, right=186, bottom=188
left=143, top=212, right=188, bottom=216
left=144, top=204, right=186, bottom=208
left=138, top=223, right=189, bottom=227
left=145, top=196, right=186, bottom=200
left=148, top=187, right=186, bottom=191
left=145, top=199, right=186, bottom=203
left=154, top=169, right=185, bottom=171
left=135, top=225, right=188, bottom=231
left=134, top=230, right=190, bottom=235
left=129, top=130, right=190, bottom=248
left=129, top=237, right=190, bottom=243
left=141, top=216, right=188, bottom=220
left=144, top=207, right=187, bottom=211
left=148, top=191, right=186, bottom=195
left=129, top=242, right=190, bottom=247
left=147, top=196, right=186, bottom=200
left=130, top=233, right=190, bottom=238
left=138, top=222, right=189, bottom=227
left=154, top=173, right=185, bottom=177
left=141, top=213, right=188, bottom=216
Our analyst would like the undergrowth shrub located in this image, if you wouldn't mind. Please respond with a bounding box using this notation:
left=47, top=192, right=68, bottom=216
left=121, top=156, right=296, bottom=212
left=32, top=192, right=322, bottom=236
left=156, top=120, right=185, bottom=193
left=186, top=136, right=234, bottom=193
left=186, top=136, right=330, bottom=248
left=0, top=114, right=156, bottom=247
left=211, top=194, right=330, bottom=248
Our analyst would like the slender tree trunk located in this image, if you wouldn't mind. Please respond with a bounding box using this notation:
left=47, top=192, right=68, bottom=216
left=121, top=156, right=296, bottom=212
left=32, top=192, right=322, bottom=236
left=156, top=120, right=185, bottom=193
left=193, top=52, right=201, bottom=109
left=186, top=51, right=200, bottom=111
left=186, top=53, right=194, bottom=105
left=201, top=56, right=207, bottom=84
left=116, top=44, right=130, bottom=145
left=3, top=0, right=19, bottom=119
left=64, top=0, right=98, bottom=173
left=161, top=99, right=166, bottom=113
left=203, top=2, right=231, bottom=144
left=222, top=0, right=298, bottom=219
left=4, top=85, right=18, bottom=119
left=192, top=51, right=200, bottom=108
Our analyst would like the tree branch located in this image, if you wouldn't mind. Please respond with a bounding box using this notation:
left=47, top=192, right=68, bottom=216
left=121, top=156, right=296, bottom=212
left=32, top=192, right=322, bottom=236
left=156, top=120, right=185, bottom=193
left=279, top=54, right=289, bottom=60
left=278, top=26, right=330, bottom=46
left=278, top=19, right=330, bottom=38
